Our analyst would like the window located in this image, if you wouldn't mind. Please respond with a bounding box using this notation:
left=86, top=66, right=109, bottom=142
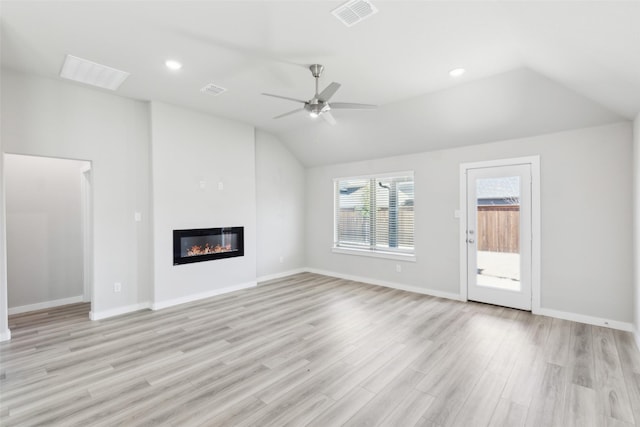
left=334, top=172, right=414, bottom=257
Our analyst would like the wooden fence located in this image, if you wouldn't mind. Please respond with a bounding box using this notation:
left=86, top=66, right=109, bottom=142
left=477, top=205, right=519, bottom=253
left=339, top=205, right=516, bottom=252
left=337, top=208, right=414, bottom=247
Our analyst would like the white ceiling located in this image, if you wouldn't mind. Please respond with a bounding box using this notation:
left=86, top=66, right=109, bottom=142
left=2, top=1, right=639, bottom=166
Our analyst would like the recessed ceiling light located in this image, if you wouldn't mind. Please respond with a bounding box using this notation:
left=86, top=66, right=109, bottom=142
left=449, top=68, right=466, bottom=77
left=59, top=55, right=129, bottom=91
left=165, top=60, right=182, bottom=71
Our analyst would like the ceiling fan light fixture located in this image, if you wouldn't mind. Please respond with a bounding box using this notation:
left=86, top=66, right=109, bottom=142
left=309, top=111, right=319, bottom=118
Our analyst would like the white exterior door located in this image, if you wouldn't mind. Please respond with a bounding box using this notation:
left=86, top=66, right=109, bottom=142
left=466, top=164, right=532, bottom=311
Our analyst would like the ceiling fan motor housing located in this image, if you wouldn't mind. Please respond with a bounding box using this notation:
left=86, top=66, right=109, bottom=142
left=309, top=64, right=324, bottom=78
left=305, top=100, right=330, bottom=115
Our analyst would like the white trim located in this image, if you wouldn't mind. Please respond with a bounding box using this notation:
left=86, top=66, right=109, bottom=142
left=635, top=328, right=640, bottom=352
left=90, top=302, right=150, bottom=321
left=0, top=328, right=11, bottom=342
left=257, top=268, right=307, bottom=283
left=306, top=268, right=463, bottom=301
left=8, top=295, right=84, bottom=315
left=151, top=281, right=257, bottom=310
left=333, top=170, right=415, bottom=182
left=459, top=165, right=467, bottom=302
left=459, top=155, right=541, bottom=314
left=80, top=165, right=93, bottom=304
left=536, top=307, right=633, bottom=332
left=332, top=247, right=416, bottom=262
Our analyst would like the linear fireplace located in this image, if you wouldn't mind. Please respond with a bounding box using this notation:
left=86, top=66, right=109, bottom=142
left=173, top=227, right=244, bottom=265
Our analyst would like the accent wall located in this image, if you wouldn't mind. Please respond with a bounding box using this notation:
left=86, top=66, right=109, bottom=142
left=150, top=102, right=257, bottom=306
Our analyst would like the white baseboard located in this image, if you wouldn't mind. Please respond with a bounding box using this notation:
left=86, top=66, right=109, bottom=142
left=535, top=307, right=633, bottom=332
left=90, top=302, right=150, bottom=321
left=151, top=281, right=257, bottom=311
left=257, top=268, right=307, bottom=284
left=305, top=268, right=463, bottom=301
left=8, top=295, right=84, bottom=315
left=304, top=268, right=634, bottom=333
left=0, top=328, right=11, bottom=342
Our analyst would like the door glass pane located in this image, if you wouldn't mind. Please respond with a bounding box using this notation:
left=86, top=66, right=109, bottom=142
left=475, top=176, right=521, bottom=291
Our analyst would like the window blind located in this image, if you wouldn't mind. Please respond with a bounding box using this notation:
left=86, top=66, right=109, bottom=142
left=335, top=173, right=414, bottom=254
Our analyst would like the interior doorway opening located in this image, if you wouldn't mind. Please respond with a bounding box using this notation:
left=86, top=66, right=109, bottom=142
left=4, top=154, right=93, bottom=318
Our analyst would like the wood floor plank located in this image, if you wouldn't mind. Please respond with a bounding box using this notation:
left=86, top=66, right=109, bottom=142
left=488, top=398, right=528, bottom=427
left=593, top=326, right=635, bottom=424
left=524, top=362, right=567, bottom=427
left=1, top=273, right=639, bottom=426
left=568, top=322, right=596, bottom=389
left=450, top=371, right=507, bottom=427
left=306, top=387, right=375, bottom=427
left=381, top=388, right=436, bottom=427
left=343, top=367, right=425, bottom=427
left=563, top=383, right=599, bottom=427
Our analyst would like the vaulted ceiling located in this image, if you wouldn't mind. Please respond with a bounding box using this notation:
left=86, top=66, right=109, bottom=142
left=2, top=1, right=639, bottom=166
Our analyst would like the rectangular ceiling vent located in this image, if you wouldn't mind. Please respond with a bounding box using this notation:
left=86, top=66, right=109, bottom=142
left=332, top=0, right=378, bottom=27
left=59, top=55, right=129, bottom=91
left=200, top=83, right=227, bottom=96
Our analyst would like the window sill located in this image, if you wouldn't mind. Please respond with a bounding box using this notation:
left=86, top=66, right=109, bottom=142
left=332, top=247, right=416, bottom=262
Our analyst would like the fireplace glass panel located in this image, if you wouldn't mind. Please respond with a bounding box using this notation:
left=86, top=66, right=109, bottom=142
left=173, top=227, right=244, bottom=265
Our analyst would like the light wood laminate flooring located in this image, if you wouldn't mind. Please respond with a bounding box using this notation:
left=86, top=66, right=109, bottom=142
left=1, top=273, right=640, bottom=426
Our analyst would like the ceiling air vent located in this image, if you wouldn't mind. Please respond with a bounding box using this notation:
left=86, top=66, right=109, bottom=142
left=200, top=83, right=227, bottom=96
left=332, top=0, right=378, bottom=27
left=59, top=55, right=129, bottom=91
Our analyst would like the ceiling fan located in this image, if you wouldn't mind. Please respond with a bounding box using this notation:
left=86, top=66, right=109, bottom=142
left=262, top=64, right=377, bottom=125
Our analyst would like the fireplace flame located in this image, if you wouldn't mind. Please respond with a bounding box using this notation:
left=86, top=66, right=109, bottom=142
left=186, top=242, right=235, bottom=256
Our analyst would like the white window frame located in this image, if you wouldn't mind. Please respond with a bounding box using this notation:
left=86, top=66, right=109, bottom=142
left=333, top=171, right=416, bottom=261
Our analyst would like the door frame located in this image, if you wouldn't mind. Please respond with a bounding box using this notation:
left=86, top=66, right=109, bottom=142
left=459, top=156, right=541, bottom=313
left=81, top=163, right=93, bottom=304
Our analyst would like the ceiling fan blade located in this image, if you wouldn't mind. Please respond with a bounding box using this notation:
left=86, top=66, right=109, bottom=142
left=322, top=111, right=337, bottom=125
left=317, top=82, right=341, bottom=102
left=273, top=108, right=304, bottom=119
left=262, top=93, right=307, bottom=104
left=330, top=102, right=377, bottom=109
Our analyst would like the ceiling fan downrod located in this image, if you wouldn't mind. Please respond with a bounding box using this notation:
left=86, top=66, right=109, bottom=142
left=309, top=64, right=324, bottom=96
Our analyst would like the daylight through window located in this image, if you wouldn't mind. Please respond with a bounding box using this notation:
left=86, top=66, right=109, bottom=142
left=334, top=173, right=414, bottom=255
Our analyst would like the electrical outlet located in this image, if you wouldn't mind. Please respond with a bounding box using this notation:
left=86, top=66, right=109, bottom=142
left=396, top=264, right=402, bottom=273
left=114, top=282, right=122, bottom=293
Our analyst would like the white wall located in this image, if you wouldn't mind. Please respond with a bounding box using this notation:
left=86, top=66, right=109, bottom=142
left=150, top=102, right=256, bottom=306
left=634, top=112, right=640, bottom=346
left=307, top=122, right=634, bottom=324
left=255, top=130, right=306, bottom=279
left=0, top=70, right=152, bottom=319
left=5, top=155, right=86, bottom=309
left=0, top=123, right=9, bottom=340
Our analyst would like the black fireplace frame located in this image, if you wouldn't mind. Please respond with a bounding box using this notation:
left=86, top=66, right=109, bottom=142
left=173, top=226, right=244, bottom=265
